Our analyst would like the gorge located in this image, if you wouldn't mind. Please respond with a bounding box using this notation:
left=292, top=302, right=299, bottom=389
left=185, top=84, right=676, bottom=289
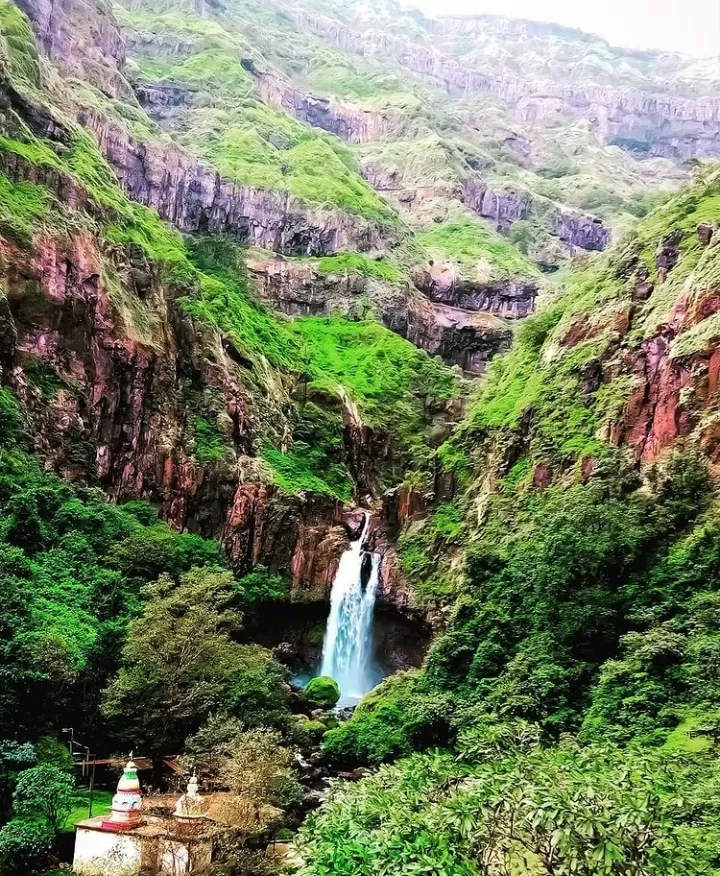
left=1, top=0, right=720, bottom=873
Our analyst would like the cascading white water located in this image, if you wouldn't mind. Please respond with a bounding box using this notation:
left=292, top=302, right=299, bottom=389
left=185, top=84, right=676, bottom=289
left=320, top=512, right=380, bottom=703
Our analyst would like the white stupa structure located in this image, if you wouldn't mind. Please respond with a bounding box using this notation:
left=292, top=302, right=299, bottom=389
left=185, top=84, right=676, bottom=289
left=73, top=757, right=213, bottom=875
left=173, top=770, right=210, bottom=825
left=103, top=754, right=143, bottom=829
left=162, top=771, right=212, bottom=873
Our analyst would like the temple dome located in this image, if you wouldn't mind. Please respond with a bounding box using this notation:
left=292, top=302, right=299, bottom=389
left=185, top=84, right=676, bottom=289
left=174, top=771, right=209, bottom=821
left=103, top=755, right=143, bottom=830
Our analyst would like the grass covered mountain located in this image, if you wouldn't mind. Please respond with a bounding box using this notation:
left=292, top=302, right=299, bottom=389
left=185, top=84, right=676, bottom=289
left=297, top=165, right=720, bottom=876
left=2, top=0, right=720, bottom=873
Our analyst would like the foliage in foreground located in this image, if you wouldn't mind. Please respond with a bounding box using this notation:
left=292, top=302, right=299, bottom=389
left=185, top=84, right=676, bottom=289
left=300, top=733, right=720, bottom=876
left=102, top=568, right=291, bottom=756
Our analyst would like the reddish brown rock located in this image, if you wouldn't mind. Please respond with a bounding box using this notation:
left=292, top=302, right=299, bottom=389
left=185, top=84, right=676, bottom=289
left=290, top=523, right=347, bottom=599
left=17, top=0, right=131, bottom=99
left=532, top=462, right=553, bottom=489
left=697, top=223, right=715, bottom=246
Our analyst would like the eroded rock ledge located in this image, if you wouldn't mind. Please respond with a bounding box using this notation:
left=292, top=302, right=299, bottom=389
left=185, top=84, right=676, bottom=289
left=247, top=251, right=512, bottom=376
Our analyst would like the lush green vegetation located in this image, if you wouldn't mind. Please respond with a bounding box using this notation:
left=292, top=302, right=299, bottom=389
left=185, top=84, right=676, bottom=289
left=0, top=422, right=225, bottom=741
left=417, top=216, right=540, bottom=280
left=313, top=252, right=404, bottom=283
left=262, top=445, right=352, bottom=502
left=300, top=733, right=720, bottom=875
left=289, top=316, right=459, bottom=486
left=0, top=174, right=50, bottom=246
left=118, top=8, right=398, bottom=224
left=306, top=171, right=720, bottom=874
left=3, top=1, right=720, bottom=873
left=0, top=0, right=42, bottom=92
left=0, top=395, right=304, bottom=871
left=102, top=567, right=292, bottom=755
left=63, top=790, right=112, bottom=830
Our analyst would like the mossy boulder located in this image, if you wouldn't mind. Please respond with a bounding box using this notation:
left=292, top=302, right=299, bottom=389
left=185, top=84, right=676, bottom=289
left=291, top=714, right=329, bottom=747
left=305, top=676, right=341, bottom=709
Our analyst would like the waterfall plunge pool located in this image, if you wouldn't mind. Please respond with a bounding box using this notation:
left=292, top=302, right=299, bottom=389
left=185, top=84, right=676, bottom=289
left=246, top=514, right=429, bottom=706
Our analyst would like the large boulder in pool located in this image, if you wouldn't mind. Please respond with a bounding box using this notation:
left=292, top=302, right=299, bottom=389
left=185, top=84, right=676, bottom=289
left=305, top=676, right=341, bottom=709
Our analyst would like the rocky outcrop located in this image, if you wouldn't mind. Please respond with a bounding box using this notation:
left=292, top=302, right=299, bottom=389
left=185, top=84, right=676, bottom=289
left=412, top=262, right=537, bottom=318
left=287, top=9, right=720, bottom=161
left=464, top=181, right=610, bottom=252
left=16, top=0, right=132, bottom=99
left=246, top=252, right=407, bottom=318
left=255, top=74, right=393, bottom=145
left=135, top=83, right=187, bottom=117
left=247, top=252, right=511, bottom=375
left=407, top=298, right=511, bottom=376
left=224, top=483, right=347, bottom=592
left=135, top=64, right=395, bottom=147
left=2, top=230, right=249, bottom=522
left=76, top=107, right=390, bottom=256
left=6, top=0, right=394, bottom=257
left=620, top=289, right=720, bottom=464
left=549, top=208, right=611, bottom=253
left=464, top=180, right=532, bottom=231
left=362, top=169, right=610, bottom=255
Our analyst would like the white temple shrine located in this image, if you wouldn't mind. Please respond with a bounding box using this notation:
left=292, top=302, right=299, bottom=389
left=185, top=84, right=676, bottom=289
left=73, top=757, right=212, bottom=875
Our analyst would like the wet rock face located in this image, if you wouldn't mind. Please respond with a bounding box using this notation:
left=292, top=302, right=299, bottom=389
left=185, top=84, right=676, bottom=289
left=551, top=211, right=610, bottom=253
left=406, top=298, right=511, bottom=376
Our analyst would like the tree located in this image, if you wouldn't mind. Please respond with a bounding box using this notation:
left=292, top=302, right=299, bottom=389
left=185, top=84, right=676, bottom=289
left=0, top=818, right=53, bottom=876
left=186, top=720, right=300, bottom=838
left=0, top=741, right=36, bottom=822
left=13, top=764, right=75, bottom=836
left=216, top=728, right=301, bottom=833
left=102, top=568, right=289, bottom=754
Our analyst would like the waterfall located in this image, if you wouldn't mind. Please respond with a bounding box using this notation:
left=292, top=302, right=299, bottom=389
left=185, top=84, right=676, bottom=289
left=320, top=512, right=380, bottom=703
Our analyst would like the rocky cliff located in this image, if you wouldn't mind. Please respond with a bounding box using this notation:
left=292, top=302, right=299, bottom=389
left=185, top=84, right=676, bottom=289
left=16, top=0, right=130, bottom=97
left=287, top=4, right=720, bottom=161
left=2, top=0, right=719, bottom=628
left=79, top=107, right=391, bottom=256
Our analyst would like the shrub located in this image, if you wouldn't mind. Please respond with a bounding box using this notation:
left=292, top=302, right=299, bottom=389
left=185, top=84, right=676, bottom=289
left=0, top=818, right=52, bottom=875
left=322, top=673, right=453, bottom=765
left=13, top=765, right=75, bottom=835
